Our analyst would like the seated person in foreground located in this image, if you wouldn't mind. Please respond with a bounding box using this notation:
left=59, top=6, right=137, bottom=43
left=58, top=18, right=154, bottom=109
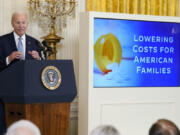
left=149, top=119, right=180, bottom=135
left=90, top=125, right=120, bottom=135
left=5, top=119, right=41, bottom=135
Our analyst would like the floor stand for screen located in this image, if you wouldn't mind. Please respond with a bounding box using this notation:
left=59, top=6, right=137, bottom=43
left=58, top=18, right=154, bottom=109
left=5, top=102, right=70, bottom=135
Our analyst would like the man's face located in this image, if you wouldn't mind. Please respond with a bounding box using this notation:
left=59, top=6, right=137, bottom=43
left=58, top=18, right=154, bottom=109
left=12, top=13, right=28, bottom=37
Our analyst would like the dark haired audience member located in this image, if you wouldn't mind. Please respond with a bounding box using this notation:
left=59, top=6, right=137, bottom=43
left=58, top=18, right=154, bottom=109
left=149, top=119, right=180, bottom=135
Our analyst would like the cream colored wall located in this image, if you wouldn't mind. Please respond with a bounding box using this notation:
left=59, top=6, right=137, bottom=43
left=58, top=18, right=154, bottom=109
left=0, top=0, right=85, bottom=135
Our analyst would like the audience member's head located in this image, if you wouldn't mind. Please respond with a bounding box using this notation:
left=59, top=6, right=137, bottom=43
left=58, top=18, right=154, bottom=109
left=149, top=119, right=180, bottom=135
left=90, top=125, right=120, bottom=135
left=5, top=120, right=41, bottom=135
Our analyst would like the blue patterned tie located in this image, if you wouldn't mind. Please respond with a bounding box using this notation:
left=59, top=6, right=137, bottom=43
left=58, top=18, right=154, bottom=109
left=17, top=37, right=24, bottom=60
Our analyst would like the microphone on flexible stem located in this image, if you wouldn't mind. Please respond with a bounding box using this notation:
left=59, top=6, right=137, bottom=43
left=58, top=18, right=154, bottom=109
left=37, top=41, right=44, bottom=51
left=42, top=40, right=53, bottom=57
left=36, top=41, right=46, bottom=59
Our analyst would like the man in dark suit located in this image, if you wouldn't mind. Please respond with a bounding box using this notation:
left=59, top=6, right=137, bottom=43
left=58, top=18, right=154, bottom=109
left=0, top=12, right=41, bottom=72
left=0, top=11, right=42, bottom=135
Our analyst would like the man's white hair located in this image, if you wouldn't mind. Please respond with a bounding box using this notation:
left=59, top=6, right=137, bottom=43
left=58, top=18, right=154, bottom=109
left=90, top=125, right=120, bottom=135
left=11, top=11, right=28, bottom=23
left=5, top=120, right=41, bottom=135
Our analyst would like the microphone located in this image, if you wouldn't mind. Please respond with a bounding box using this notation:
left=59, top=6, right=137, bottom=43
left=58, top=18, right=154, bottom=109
left=35, top=40, right=46, bottom=59
left=37, top=41, right=45, bottom=52
left=42, top=40, right=53, bottom=57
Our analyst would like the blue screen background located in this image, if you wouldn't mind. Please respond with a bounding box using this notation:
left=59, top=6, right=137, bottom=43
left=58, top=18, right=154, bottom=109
left=93, top=18, right=180, bottom=87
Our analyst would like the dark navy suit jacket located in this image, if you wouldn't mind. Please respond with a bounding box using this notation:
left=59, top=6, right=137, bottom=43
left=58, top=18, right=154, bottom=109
left=0, top=32, right=41, bottom=135
left=0, top=32, right=41, bottom=72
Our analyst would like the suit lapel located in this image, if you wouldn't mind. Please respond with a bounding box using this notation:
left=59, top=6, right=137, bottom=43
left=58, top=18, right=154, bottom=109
left=9, top=32, right=17, bottom=51
left=25, top=35, right=32, bottom=59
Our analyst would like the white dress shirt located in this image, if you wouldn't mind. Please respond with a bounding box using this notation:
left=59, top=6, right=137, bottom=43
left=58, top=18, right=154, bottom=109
left=6, top=32, right=26, bottom=65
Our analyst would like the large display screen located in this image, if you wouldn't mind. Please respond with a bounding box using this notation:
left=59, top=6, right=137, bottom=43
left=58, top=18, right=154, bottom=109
left=93, top=17, right=180, bottom=87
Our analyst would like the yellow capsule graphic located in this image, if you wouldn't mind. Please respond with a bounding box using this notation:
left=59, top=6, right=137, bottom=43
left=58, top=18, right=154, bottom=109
left=94, top=33, right=122, bottom=74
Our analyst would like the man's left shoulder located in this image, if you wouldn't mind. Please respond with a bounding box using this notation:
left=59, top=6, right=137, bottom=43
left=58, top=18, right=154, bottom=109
left=26, top=34, right=38, bottom=42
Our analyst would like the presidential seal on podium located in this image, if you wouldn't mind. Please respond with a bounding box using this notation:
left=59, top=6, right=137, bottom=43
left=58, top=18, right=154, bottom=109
left=41, top=66, right=61, bottom=90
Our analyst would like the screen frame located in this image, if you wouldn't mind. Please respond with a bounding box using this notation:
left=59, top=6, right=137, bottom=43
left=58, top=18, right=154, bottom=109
left=90, top=12, right=180, bottom=88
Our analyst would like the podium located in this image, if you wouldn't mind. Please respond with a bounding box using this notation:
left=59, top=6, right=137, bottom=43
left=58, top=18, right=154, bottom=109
left=0, top=60, right=77, bottom=135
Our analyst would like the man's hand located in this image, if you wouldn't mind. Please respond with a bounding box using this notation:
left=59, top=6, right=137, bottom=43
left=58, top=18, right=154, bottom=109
left=8, top=51, right=22, bottom=63
left=28, top=50, right=40, bottom=60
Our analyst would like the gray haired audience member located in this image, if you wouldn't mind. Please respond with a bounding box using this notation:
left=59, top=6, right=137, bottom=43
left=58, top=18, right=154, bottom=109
left=90, top=125, right=120, bottom=135
left=149, top=119, right=180, bottom=135
left=5, top=120, right=41, bottom=135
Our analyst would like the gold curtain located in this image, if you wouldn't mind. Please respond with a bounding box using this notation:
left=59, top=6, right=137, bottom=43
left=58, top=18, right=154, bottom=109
left=86, top=0, right=179, bottom=16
